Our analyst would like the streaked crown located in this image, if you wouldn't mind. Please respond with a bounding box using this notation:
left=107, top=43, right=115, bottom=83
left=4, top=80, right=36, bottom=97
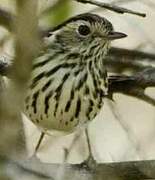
left=45, top=13, right=126, bottom=57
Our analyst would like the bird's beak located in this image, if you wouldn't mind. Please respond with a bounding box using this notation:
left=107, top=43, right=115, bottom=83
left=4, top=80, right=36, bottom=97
left=107, top=31, right=127, bottom=40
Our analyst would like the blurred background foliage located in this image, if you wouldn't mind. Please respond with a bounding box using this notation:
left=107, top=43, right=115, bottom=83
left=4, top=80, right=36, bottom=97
left=39, top=0, right=72, bottom=27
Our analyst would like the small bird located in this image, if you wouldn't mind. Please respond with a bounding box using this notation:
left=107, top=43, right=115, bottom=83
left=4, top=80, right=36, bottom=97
left=24, top=13, right=127, bottom=153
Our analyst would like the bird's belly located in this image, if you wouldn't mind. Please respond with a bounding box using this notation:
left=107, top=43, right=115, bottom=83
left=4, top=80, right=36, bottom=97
left=25, top=94, right=104, bottom=133
left=24, top=68, right=107, bottom=133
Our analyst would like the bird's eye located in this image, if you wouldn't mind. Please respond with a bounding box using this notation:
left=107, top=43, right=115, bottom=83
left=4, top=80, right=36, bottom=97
left=78, top=25, right=91, bottom=36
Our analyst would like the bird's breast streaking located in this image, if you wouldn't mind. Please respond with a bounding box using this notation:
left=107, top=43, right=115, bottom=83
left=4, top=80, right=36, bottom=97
left=24, top=13, right=127, bottom=134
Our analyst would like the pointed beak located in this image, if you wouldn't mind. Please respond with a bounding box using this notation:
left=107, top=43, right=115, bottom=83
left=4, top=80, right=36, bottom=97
left=107, top=31, right=127, bottom=40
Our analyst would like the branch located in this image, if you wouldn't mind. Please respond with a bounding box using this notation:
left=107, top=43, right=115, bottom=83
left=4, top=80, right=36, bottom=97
left=108, top=67, right=155, bottom=106
left=76, top=0, right=146, bottom=17
left=2, top=155, right=155, bottom=180
left=0, top=0, right=40, bottom=169
left=0, top=0, right=146, bottom=33
left=106, top=47, right=155, bottom=73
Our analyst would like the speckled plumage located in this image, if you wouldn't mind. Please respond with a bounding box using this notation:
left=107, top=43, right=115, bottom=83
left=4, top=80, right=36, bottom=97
left=24, top=13, right=126, bottom=135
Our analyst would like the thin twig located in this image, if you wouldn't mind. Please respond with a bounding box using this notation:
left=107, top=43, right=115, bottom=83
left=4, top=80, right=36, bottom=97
left=76, top=0, right=146, bottom=17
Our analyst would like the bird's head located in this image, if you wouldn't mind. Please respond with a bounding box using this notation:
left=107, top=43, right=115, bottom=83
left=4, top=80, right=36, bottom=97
left=45, top=13, right=127, bottom=57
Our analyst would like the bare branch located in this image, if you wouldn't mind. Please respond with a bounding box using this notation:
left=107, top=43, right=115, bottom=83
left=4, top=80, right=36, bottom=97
left=3, top=156, right=155, bottom=179
left=108, top=68, right=155, bottom=106
left=76, top=0, right=146, bottom=17
left=106, top=47, right=155, bottom=73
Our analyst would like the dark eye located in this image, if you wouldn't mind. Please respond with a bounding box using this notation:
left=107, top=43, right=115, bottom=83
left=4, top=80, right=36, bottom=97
left=78, top=25, right=91, bottom=36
